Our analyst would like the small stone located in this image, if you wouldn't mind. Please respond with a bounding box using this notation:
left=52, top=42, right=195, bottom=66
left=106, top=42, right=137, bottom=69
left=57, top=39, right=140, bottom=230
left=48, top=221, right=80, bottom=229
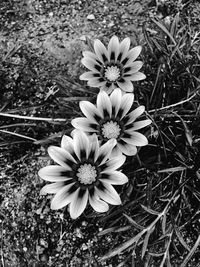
left=108, top=21, right=114, bottom=27
left=87, top=14, right=95, bottom=20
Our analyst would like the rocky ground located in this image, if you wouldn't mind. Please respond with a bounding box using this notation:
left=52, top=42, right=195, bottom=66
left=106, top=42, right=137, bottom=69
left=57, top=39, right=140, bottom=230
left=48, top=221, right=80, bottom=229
left=1, top=0, right=200, bottom=266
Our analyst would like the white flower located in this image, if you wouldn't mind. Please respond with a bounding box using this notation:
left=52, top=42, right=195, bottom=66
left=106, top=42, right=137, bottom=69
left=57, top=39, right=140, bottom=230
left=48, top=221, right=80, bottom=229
left=80, top=36, right=146, bottom=94
left=38, top=130, right=128, bottom=219
left=72, top=89, right=151, bottom=157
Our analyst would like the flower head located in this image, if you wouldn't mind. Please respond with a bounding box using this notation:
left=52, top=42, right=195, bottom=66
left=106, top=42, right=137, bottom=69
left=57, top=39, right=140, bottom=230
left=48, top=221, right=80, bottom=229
left=72, top=89, right=151, bottom=157
left=80, top=36, right=146, bottom=94
left=38, top=130, right=128, bottom=219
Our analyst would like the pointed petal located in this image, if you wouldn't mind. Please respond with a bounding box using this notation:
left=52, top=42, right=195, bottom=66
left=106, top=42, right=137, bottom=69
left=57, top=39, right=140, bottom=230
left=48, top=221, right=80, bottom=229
left=38, top=165, right=73, bottom=182
left=109, top=145, right=123, bottom=158
left=48, top=146, right=76, bottom=168
left=96, top=182, right=122, bottom=205
left=125, top=72, right=146, bottom=81
left=87, top=77, right=106, bottom=87
left=97, top=90, right=112, bottom=118
left=123, top=61, right=143, bottom=74
left=117, top=79, right=133, bottom=93
left=80, top=101, right=102, bottom=123
left=40, top=182, right=65, bottom=195
left=101, top=155, right=126, bottom=172
left=126, top=120, right=152, bottom=131
left=94, top=39, right=109, bottom=63
left=110, top=88, right=122, bottom=117
left=82, top=51, right=100, bottom=62
left=71, top=117, right=98, bottom=132
left=61, top=135, right=74, bottom=154
left=100, top=82, right=116, bottom=94
left=108, top=36, right=119, bottom=62
left=124, top=106, right=145, bottom=125
left=117, top=142, right=137, bottom=156
left=69, top=188, right=88, bottom=219
left=73, top=130, right=89, bottom=160
left=89, top=188, right=109, bottom=212
left=88, top=134, right=99, bottom=161
left=96, top=139, right=117, bottom=165
left=80, top=71, right=100, bottom=81
left=100, top=171, right=128, bottom=185
left=118, top=37, right=130, bottom=62
left=50, top=183, right=77, bottom=210
left=122, top=132, right=148, bottom=146
left=124, top=46, right=142, bottom=66
left=81, top=57, right=102, bottom=72
left=118, top=92, right=134, bottom=119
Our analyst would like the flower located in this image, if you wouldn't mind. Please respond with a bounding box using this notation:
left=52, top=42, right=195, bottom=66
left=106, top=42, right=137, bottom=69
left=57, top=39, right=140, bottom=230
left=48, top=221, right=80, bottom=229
left=71, top=89, right=151, bottom=156
left=38, top=130, right=128, bottom=219
left=80, top=36, right=146, bottom=94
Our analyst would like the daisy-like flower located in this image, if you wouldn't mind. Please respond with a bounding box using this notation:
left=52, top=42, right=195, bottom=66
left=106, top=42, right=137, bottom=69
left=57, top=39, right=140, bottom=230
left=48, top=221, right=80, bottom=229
left=72, top=89, right=151, bottom=156
left=38, top=130, right=128, bottom=219
left=80, top=36, right=146, bottom=94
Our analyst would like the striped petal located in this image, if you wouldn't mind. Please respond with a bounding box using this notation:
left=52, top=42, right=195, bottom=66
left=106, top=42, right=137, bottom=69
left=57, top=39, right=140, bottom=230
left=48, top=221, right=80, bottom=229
left=124, top=106, right=145, bottom=125
left=123, top=61, right=143, bottom=74
left=126, top=120, right=152, bottom=131
left=69, top=188, right=88, bottom=219
left=96, top=138, right=117, bottom=165
left=117, top=142, right=137, bottom=156
left=80, top=101, right=102, bottom=123
left=122, top=132, right=148, bottom=146
left=110, top=88, right=122, bottom=117
left=123, top=46, right=142, bottom=66
left=89, top=188, right=109, bottom=212
left=40, top=182, right=66, bottom=195
left=101, top=155, right=126, bottom=172
left=80, top=71, right=101, bottom=81
left=118, top=37, right=130, bottom=62
left=61, top=135, right=74, bottom=154
left=94, top=39, right=109, bottom=63
left=38, top=165, right=73, bottom=182
left=96, top=182, right=122, bottom=205
left=118, top=92, right=134, bottom=119
left=97, top=90, right=112, bottom=118
left=48, top=146, right=76, bottom=168
left=71, top=117, right=98, bottom=132
left=125, top=72, right=146, bottom=81
left=87, top=77, right=106, bottom=87
left=88, top=134, right=99, bottom=161
left=100, top=171, right=128, bottom=185
left=73, top=130, right=89, bottom=160
left=117, top=79, right=134, bottom=92
left=82, top=51, right=100, bottom=62
left=81, top=57, right=102, bottom=72
left=50, top=183, right=77, bottom=210
left=108, top=36, right=119, bottom=62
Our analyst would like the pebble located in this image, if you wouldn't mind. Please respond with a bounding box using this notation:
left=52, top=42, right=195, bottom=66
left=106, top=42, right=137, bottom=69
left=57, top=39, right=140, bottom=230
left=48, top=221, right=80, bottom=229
left=87, top=14, right=95, bottom=20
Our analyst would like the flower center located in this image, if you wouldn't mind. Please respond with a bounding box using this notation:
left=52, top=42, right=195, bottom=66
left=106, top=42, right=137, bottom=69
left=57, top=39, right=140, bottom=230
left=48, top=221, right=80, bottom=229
left=77, top=163, right=97, bottom=185
left=104, top=66, right=120, bottom=81
left=102, top=121, right=121, bottom=139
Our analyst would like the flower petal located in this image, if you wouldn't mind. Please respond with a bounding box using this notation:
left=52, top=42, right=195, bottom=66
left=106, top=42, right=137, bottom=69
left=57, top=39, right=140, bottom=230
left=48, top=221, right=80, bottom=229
left=125, top=72, right=146, bottom=81
left=94, top=39, right=109, bottom=63
left=117, top=79, right=133, bottom=93
left=97, top=90, right=112, bottom=118
left=89, top=188, right=109, bottom=212
left=123, top=46, right=142, bottom=66
left=40, top=182, right=65, bottom=195
left=82, top=51, right=100, bottom=62
left=100, top=82, right=116, bottom=94
left=96, top=182, right=122, bottom=205
left=117, top=142, right=137, bottom=156
left=61, top=135, right=74, bottom=154
left=50, top=183, right=77, bottom=210
left=108, top=36, right=119, bottom=62
left=96, top=138, right=117, bottom=165
left=124, top=106, right=145, bottom=125
left=118, top=92, right=134, bottom=119
left=126, top=119, right=152, bottom=131
left=38, top=165, right=73, bottom=182
left=80, top=100, right=102, bottom=123
left=48, top=146, right=76, bottom=168
left=101, top=154, right=126, bottom=172
left=123, top=61, right=143, bottom=74
left=69, top=188, right=88, bottom=219
left=100, top=171, right=128, bottom=185
left=80, top=71, right=101, bottom=81
left=88, top=134, right=99, bottom=161
left=81, top=57, right=102, bottom=72
left=71, top=117, right=98, bottom=132
left=118, top=37, right=130, bottom=62
left=73, top=130, right=89, bottom=160
left=122, top=132, right=148, bottom=146
left=110, top=88, right=122, bottom=117
left=87, top=77, right=106, bottom=87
